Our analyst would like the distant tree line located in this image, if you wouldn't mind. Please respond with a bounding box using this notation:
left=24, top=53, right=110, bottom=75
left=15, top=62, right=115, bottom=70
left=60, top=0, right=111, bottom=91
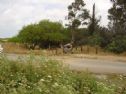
left=9, top=0, right=126, bottom=53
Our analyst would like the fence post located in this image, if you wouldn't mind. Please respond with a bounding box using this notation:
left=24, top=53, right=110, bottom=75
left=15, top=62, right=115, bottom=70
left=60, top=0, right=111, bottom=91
left=87, top=46, right=89, bottom=54
left=55, top=48, right=58, bottom=55
left=80, top=46, right=83, bottom=53
left=95, top=46, right=98, bottom=54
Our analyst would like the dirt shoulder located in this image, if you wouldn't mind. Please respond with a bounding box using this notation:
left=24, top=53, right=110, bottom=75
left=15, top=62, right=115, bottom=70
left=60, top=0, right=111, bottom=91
left=51, top=54, right=126, bottom=63
left=5, top=52, right=126, bottom=63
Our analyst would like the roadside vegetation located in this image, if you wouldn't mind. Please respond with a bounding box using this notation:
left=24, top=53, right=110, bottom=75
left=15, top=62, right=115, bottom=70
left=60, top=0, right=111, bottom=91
left=0, top=54, right=126, bottom=94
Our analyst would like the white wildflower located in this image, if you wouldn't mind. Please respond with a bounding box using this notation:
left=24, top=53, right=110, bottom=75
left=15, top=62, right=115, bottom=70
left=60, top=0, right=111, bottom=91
left=47, top=75, right=52, bottom=78
left=38, top=88, right=42, bottom=92
left=40, top=79, right=45, bottom=82
left=52, top=82, right=59, bottom=87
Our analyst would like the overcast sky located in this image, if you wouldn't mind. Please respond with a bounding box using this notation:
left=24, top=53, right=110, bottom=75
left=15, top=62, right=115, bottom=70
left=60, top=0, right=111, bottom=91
left=0, top=0, right=112, bottom=38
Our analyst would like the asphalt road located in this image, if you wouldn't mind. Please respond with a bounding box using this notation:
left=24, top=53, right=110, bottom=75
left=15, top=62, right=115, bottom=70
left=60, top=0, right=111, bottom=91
left=5, top=54, right=126, bottom=74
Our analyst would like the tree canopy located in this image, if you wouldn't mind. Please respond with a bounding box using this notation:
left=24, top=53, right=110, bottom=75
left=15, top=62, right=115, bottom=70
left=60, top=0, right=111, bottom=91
left=17, top=20, right=68, bottom=49
left=67, top=0, right=89, bottom=42
left=107, top=0, right=126, bottom=53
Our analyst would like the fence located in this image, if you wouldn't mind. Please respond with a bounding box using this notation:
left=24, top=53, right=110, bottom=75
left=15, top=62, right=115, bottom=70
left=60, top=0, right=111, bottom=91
left=2, top=43, right=112, bottom=55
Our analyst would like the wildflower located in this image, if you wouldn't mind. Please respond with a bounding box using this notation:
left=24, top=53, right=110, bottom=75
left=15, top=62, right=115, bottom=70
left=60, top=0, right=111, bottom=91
left=47, top=75, right=52, bottom=78
left=10, top=74, right=13, bottom=77
left=88, top=89, right=91, bottom=93
left=52, top=82, right=59, bottom=87
left=19, top=83, right=23, bottom=86
left=40, top=79, right=45, bottom=82
left=27, top=86, right=31, bottom=88
left=38, top=88, right=42, bottom=92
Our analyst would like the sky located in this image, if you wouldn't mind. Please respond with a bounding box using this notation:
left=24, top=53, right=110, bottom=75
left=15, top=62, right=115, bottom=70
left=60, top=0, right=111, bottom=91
left=0, top=0, right=112, bottom=38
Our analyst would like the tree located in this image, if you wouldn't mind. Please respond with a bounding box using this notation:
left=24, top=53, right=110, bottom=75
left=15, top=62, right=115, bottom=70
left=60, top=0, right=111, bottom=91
left=98, top=27, right=112, bottom=48
left=86, top=3, right=103, bottom=54
left=18, top=24, right=43, bottom=49
left=107, top=0, right=126, bottom=53
left=67, top=0, right=89, bottom=43
left=38, top=20, right=67, bottom=48
left=18, top=20, right=67, bottom=49
left=88, top=4, right=95, bottom=35
left=108, top=0, right=126, bottom=35
left=74, top=28, right=89, bottom=46
left=109, top=0, right=126, bottom=23
left=88, top=3, right=101, bottom=36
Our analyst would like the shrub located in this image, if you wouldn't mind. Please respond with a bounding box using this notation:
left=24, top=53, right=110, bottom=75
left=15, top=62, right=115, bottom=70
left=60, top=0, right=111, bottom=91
left=107, top=36, right=126, bottom=53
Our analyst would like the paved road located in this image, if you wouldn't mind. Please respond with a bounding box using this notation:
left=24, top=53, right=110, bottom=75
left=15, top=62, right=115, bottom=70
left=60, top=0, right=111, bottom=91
left=5, top=54, right=126, bottom=74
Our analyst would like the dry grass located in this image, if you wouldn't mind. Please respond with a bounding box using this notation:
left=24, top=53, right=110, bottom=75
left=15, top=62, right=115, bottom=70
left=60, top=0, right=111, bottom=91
left=2, top=42, right=126, bottom=58
left=2, top=42, right=28, bottom=54
left=2, top=42, right=64, bottom=56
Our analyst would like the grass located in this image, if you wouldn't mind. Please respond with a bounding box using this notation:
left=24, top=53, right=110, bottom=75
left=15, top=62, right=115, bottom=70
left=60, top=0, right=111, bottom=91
left=0, top=54, right=126, bottom=94
left=2, top=42, right=117, bottom=55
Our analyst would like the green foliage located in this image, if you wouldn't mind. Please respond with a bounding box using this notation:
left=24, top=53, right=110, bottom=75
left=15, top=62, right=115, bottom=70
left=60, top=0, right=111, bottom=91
left=107, top=0, right=126, bottom=53
left=89, top=33, right=102, bottom=46
left=17, top=20, right=68, bottom=49
left=18, top=24, right=42, bottom=44
left=0, top=55, right=119, bottom=94
left=67, top=0, right=89, bottom=42
left=107, top=36, right=126, bottom=53
left=98, top=28, right=112, bottom=48
left=74, top=28, right=89, bottom=46
left=108, top=0, right=126, bottom=25
left=88, top=4, right=96, bottom=35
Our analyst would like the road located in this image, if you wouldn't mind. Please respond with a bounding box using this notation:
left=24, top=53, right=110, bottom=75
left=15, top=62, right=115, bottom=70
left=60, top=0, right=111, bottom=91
left=62, top=58, right=126, bottom=74
left=5, top=53, right=126, bottom=74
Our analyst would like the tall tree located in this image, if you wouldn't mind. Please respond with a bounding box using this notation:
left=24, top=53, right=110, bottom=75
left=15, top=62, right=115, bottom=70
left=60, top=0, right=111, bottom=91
left=88, top=3, right=101, bottom=36
left=67, top=0, right=89, bottom=43
left=88, top=4, right=96, bottom=35
left=108, top=0, right=126, bottom=35
left=107, top=0, right=126, bottom=53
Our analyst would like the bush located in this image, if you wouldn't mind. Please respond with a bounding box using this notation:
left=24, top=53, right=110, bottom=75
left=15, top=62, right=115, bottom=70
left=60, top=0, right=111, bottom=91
left=107, top=36, right=126, bottom=53
left=0, top=55, right=119, bottom=94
